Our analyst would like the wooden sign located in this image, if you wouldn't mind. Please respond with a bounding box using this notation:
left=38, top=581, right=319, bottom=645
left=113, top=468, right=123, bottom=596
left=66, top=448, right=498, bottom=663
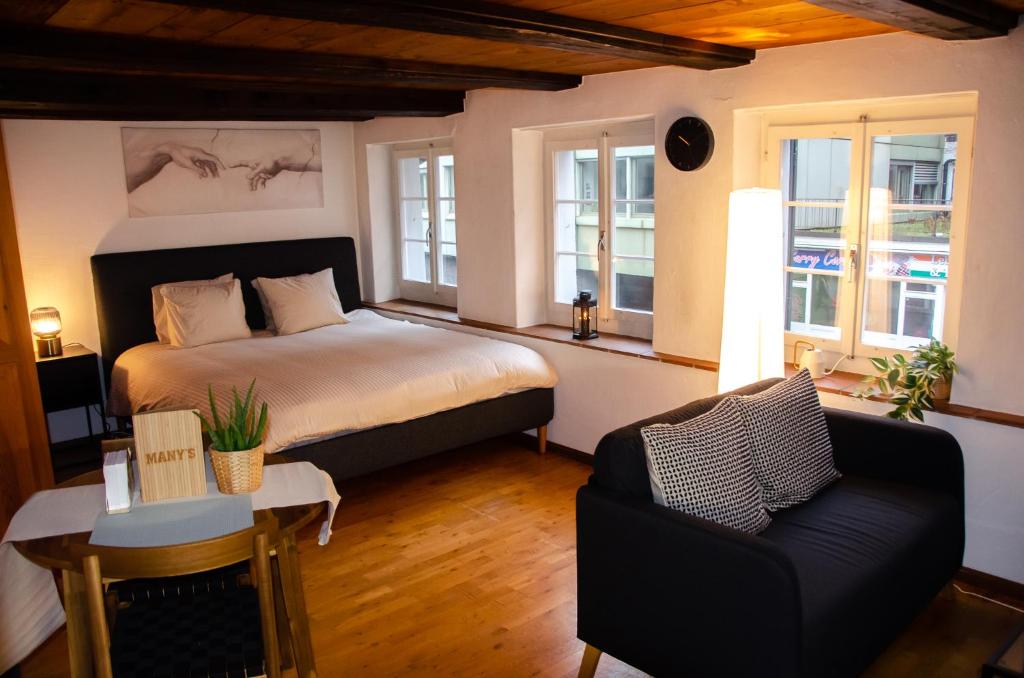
left=131, top=409, right=207, bottom=503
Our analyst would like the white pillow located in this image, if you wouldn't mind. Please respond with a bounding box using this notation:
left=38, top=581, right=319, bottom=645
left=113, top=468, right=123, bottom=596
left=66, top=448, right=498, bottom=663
left=641, top=398, right=770, bottom=534
left=253, top=268, right=347, bottom=336
left=160, top=278, right=252, bottom=348
left=151, top=273, right=232, bottom=343
left=731, top=370, right=840, bottom=511
left=251, top=278, right=277, bottom=333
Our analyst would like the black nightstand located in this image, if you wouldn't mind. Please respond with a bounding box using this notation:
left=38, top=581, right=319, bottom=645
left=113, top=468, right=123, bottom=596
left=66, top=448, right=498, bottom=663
left=35, top=344, right=107, bottom=441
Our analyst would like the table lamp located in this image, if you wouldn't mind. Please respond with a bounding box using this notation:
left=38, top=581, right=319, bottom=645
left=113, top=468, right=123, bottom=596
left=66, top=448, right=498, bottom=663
left=30, top=306, right=62, bottom=357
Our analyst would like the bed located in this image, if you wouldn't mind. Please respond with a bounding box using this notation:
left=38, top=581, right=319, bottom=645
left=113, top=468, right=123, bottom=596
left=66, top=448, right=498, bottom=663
left=91, top=237, right=556, bottom=480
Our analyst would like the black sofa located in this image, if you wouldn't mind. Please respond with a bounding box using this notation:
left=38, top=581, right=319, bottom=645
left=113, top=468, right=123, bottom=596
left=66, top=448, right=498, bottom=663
left=576, top=379, right=965, bottom=678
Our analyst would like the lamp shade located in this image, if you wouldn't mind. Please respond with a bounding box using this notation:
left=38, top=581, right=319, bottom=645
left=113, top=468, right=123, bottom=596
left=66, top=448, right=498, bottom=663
left=29, top=307, right=61, bottom=338
left=30, top=307, right=63, bottom=357
left=718, top=189, right=785, bottom=393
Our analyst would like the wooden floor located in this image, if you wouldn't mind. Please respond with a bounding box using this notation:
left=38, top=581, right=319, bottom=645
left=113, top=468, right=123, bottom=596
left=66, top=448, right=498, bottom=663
left=20, top=438, right=1023, bottom=677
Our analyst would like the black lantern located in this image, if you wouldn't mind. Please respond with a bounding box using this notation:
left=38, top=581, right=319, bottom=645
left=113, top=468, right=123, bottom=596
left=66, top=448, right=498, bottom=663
left=572, top=290, right=598, bottom=340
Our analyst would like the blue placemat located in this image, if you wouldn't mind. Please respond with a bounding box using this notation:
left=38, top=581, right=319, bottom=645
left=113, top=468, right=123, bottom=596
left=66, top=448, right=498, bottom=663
left=90, top=497, right=253, bottom=548
left=90, top=491, right=254, bottom=548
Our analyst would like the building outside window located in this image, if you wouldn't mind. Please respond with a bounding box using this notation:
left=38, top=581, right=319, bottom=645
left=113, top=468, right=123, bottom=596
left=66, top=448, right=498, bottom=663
left=394, top=145, right=456, bottom=306
left=765, top=116, right=973, bottom=361
left=547, top=122, right=655, bottom=339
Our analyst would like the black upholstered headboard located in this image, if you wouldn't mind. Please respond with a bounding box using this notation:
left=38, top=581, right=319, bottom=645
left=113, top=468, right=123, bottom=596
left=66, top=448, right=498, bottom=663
left=91, top=236, right=362, bottom=375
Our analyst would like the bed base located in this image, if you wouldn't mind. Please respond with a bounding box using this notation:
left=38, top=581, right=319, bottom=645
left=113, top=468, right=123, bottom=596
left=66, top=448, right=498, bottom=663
left=285, top=388, right=554, bottom=480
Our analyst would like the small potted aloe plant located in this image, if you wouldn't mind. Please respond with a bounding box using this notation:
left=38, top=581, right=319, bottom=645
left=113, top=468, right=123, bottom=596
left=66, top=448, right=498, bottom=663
left=196, top=379, right=269, bottom=494
left=856, top=338, right=958, bottom=422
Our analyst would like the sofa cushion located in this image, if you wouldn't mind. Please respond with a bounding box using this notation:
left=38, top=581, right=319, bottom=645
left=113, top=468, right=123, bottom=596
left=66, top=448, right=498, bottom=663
left=760, top=475, right=962, bottom=676
left=593, top=378, right=784, bottom=500
left=641, top=399, right=771, bottom=533
left=732, top=370, right=840, bottom=510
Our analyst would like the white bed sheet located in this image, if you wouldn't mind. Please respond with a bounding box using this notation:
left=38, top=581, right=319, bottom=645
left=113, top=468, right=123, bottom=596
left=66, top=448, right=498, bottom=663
left=108, top=309, right=557, bottom=453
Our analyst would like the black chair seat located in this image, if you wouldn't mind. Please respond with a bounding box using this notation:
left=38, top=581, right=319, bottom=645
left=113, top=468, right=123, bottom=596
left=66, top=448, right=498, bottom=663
left=109, top=564, right=266, bottom=678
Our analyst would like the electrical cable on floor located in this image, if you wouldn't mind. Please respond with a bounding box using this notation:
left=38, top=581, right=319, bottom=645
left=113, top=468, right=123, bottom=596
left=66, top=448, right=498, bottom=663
left=953, top=583, right=1024, bottom=614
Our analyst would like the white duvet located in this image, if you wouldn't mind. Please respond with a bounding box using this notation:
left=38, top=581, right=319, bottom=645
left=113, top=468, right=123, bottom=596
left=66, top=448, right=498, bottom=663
left=108, top=309, right=557, bottom=453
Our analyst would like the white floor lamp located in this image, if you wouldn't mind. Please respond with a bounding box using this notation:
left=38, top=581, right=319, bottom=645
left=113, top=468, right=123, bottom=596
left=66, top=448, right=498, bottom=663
left=718, top=188, right=785, bottom=393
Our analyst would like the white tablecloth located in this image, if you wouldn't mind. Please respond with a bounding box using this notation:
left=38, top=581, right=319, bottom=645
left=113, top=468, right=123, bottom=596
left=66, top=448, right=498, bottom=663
left=0, top=462, right=340, bottom=673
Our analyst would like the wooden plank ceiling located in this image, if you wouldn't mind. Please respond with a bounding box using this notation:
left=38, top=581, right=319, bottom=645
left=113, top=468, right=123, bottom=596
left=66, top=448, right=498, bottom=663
left=0, top=0, right=1017, bottom=120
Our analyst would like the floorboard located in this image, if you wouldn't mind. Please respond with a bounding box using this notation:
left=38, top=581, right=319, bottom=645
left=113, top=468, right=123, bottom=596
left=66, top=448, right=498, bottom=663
left=18, top=438, right=1023, bottom=677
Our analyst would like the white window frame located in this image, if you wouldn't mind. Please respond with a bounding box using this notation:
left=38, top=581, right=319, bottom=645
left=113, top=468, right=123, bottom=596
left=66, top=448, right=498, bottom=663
left=393, top=145, right=457, bottom=307
left=544, top=131, right=655, bottom=339
left=762, top=114, right=974, bottom=367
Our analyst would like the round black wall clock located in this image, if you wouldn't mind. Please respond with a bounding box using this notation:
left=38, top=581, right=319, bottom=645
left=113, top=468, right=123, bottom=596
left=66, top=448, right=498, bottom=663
left=665, top=116, right=714, bottom=172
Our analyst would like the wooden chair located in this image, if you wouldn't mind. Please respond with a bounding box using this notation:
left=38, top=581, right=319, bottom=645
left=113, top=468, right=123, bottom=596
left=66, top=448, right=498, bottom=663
left=71, top=510, right=282, bottom=678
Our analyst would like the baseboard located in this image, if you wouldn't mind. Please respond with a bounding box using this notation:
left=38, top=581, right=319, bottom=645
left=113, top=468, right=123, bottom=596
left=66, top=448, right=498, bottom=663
left=957, top=567, right=1024, bottom=605
left=509, top=433, right=594, bottom=466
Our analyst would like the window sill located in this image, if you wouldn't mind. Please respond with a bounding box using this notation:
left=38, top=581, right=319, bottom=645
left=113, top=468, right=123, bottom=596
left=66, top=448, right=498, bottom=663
left=364, top=299, right=719, bottom=372
left=785, top=365, right=1024, bottom=429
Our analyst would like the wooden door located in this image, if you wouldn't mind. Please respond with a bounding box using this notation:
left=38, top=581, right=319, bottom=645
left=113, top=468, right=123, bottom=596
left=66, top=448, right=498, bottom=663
left=0, top=125, right=53, bottom=533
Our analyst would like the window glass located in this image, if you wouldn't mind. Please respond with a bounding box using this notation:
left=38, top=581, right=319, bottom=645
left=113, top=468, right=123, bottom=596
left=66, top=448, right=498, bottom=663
left=780, top=137, right=850, bottom=340
left=436, top=154, right=456, bottom=287
left=554, top=149, right=600, bottom=304
left=612, top=145, right=655, bottom=312
left=861, top=134, right=954, bottom=348
left=398, top=155, right=427, bottom=199
left=403, top=240, right=431, bottom=283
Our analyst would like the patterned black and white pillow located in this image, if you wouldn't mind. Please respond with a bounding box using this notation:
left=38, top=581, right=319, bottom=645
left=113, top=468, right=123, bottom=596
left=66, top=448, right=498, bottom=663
left=731, top=369, right=840, bottom=511
left=641, top=398, right=771, bottom=534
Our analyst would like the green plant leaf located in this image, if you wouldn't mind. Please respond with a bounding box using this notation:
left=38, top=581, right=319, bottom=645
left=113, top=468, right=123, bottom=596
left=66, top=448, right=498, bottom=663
left=254, top=402, right=268, bottom=445
left=869, top=357, right=889, bottom=372
left=208, top=385, right=224, bottom=434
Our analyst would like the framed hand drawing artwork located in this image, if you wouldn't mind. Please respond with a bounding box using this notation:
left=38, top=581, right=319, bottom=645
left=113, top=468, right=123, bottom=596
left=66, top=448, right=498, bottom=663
left=121, top=128, right=324, bottom=217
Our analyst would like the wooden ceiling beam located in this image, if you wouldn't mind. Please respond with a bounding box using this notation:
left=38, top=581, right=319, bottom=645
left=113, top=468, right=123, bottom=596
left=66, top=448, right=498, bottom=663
left=0, top=25, right=580, bottom=92
left=159, top=0, right=755, bottom=70
left=0, top=0, right=67, bottom=24
left=0, top=70, right=465, bottom=120
left=806, top=0, right=1019, bottom=39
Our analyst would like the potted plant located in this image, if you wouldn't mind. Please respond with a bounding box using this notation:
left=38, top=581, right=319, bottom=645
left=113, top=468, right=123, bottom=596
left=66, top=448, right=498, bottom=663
left=914, top=338, right=958, bottom=402
left=196, top=379, right=269, bottom=494
left=856, top=339, right=958, bottom=422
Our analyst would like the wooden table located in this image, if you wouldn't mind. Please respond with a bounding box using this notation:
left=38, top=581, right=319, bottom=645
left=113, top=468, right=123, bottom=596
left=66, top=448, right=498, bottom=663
left=12, top=455, right=322, bottom=677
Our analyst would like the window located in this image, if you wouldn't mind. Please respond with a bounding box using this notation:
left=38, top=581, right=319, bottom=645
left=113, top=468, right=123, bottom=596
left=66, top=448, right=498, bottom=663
left=547, top=126, right=655, bottom=338
left=765, top=116, right=973, bottom=360
left=394, top=146, right=456, bottom=306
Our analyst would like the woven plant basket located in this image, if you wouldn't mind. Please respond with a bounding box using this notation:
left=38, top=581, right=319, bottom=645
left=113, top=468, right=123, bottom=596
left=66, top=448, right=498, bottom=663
left=209, top=444, right=265, bottom=494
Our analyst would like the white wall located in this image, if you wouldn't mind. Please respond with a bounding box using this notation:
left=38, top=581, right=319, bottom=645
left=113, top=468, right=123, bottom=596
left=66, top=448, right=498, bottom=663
left=352, top=29, right=1024, bottom=583
left=380, top=310, right=1024, bottom=585
left=4, top=27, right=1023, bottom=581
left=354, top=27, right=1024, bottom=418
left=4, top=119, right=360, bottom=357
left=4, top=119, right=359, bottom=441
left=820, top=393, right=1024, bottom=585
